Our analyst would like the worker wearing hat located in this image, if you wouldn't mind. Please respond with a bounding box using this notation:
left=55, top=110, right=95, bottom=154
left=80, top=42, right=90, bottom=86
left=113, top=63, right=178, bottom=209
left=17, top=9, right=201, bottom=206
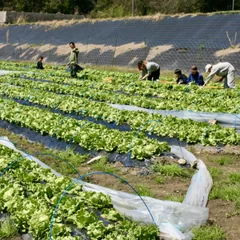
left=203, top=62, right=235, bottom=89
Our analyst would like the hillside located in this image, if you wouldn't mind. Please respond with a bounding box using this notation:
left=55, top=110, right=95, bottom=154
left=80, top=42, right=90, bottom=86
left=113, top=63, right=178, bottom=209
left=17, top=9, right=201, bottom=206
left=0, top=13, right=239, bottom=72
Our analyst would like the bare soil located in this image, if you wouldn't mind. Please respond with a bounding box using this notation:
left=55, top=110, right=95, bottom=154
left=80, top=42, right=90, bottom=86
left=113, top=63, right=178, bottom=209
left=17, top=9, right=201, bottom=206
left=0, top=236, right=22, bottom=240
left=192, top=148, right=240, bottom=240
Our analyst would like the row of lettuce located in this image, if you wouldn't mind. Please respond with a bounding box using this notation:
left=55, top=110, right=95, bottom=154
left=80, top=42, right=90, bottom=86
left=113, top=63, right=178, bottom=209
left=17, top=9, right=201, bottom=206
left=3, top=73, right=240, bottom=113
left=0, top=145, right=159, bottom=239
left=0, top=79, right=240, bottom=147
left=0, top=97, right=169, bottom=160
left=0, top=61, right=139, bottom=83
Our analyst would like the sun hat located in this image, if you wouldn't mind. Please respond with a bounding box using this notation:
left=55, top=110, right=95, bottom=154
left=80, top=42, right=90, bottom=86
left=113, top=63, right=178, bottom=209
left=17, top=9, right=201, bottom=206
left=205, top=64, right=212, bottom=72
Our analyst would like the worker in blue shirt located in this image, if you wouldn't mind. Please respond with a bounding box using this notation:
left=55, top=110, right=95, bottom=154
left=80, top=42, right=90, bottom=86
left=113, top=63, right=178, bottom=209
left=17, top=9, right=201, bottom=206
left=188, top=65, right=204, bottom=86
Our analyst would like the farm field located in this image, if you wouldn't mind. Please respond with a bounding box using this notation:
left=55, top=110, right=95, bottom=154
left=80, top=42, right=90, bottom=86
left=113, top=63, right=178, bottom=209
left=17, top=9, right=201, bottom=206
left=0, top=61, right=240, bottom=240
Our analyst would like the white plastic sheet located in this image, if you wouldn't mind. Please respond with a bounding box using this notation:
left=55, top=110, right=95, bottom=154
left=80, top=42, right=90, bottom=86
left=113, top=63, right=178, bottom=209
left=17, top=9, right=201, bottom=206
left=0, top=136, right=212, bottom=240
left=109, top=103, right=240, bottom=129
left=0, top=70, right=11, bottom=76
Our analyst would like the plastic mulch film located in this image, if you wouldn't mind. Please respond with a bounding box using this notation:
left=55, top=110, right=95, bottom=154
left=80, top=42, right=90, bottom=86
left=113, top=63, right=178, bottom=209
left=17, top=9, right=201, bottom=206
left=0, top=136, right=213, bottom=240
left=0, top=70, right=11, bottom=76
left=109, top=103, right=240, bottom=130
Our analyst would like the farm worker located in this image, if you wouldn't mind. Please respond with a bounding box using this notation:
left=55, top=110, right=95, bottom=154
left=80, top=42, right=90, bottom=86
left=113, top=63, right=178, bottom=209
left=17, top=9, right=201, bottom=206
left=204, top=62, right=235, bottom=89
left=67, top=42, right=83, bottom=78
left=36, top=56, right=44, bottom=70
left=174, top=69, right=188, bottom=84
left=138, top=60, right=160, bottom=81
left=187, top=65, right=204, bottom=86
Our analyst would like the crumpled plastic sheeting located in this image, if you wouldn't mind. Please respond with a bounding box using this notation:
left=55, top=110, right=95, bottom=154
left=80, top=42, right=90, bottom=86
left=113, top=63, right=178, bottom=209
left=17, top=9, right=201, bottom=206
left=109, top=103, right=240, bottom=130
left=0, top=136, right=212, bottom=240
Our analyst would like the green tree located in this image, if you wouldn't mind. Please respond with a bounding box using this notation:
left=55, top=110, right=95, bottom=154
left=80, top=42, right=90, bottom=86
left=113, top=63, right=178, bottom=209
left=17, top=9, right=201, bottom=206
left=0, top=0, right=4, bottom=9
left=43, top=0, right=94, bottom=14
left=199, top=0, right=233, bottom=12
left=136, top=0, right=151, bottom=15
left=72, top=0, right=95, bottom=14
left=2, top=0, right=240, bottom=15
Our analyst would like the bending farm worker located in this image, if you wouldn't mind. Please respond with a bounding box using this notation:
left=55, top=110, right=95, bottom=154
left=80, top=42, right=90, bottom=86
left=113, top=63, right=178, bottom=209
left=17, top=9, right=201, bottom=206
left=138, top=60, right=160, bottom=81
left=204, top=62, right=235, bottom=89
left=188, top=65, right=204, bottom=86
left=174, top=69, right=188, bottom=84
left=68, top=42, right=80, bottom=78
left=36, top=56, right=44, bottom=70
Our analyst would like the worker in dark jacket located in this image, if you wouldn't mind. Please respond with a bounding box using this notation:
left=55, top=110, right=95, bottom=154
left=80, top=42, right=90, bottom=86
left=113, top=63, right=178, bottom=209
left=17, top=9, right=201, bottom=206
left=36, top=56, right=44, bottom=70
left=174, top=69, right=188, bottom=84
left=188, top=65, right=204, bottom=86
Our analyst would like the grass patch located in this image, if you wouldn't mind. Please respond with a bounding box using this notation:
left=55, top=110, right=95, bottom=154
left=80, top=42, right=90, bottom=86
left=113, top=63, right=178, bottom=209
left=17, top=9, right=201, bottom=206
left=91, top=157, right=118, bottom=174
left=43, top=148, right=88, bottom=176
left=135, top=185, right=154, bottom=197
left=215, top=156, right=233, bottom=166
left=192, top=225, right=226, bottom=240
left=235, top=200, right=240, bottom=209
left=226, top=209, right=240, bottom=218
left=228, top=172, right=240, bottom=184
left=153, top=164, right=193, bottom=178
left=29, top=43, right=37, bottom=47
left=0, top=217, right=17, bottom=238
left=154, top=176, right=165, bottom=184
left=54, top=147, right=88, bottom=166
left=208, top=167, right=223, bottom=180
left=210, top=185, right=240, bottom=202
left=164, top=195, right=184, bottom=202
left=209, top=171, right=240, bottom=205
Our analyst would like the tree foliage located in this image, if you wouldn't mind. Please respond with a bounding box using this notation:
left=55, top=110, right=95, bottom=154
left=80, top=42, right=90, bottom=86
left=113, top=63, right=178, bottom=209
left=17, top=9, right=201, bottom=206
left=0, top=0, right=240, bottom=16
left=1, top=0, right=95, bottom=14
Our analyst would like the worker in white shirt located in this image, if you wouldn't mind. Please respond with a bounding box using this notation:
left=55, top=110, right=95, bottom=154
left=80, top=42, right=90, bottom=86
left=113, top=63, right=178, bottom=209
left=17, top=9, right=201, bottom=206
left=204, top=62, right=235, bottom=89
left=138, top=60, right=160, bottom=81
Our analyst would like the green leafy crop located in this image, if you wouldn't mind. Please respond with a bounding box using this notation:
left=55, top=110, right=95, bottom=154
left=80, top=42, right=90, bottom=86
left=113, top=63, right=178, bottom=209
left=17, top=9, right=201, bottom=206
left=0, top=145, right=160, bottom=239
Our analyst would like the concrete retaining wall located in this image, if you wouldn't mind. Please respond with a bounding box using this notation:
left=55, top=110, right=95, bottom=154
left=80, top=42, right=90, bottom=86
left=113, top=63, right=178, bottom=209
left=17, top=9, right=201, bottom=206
left=0, top=11, right=6, bottom=24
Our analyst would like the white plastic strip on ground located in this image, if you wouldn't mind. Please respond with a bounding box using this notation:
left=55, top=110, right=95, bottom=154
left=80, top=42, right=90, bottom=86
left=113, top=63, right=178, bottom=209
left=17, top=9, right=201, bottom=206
left=0, top=70, right=11, bottom=76
left=0, top=136, right=213, bottom=240
left=109, top=103, right=240, bottom=129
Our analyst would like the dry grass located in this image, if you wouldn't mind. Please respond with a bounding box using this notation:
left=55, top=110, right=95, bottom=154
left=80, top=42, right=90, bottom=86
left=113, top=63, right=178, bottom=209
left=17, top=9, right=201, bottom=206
left=147, top=45, right=173, bottom=60
left=114, top=42, right=144, bottom=57
left=35, top=14, right=166, bottom=28
left=31, top=11, right=240, bottom=29
left=215, top=45, right=240, bottom=57
left=2, top=10, right=240, bottom=28
left=15, top=15, right=28, bottom=24
left=36, top=19, right=82, bottom=29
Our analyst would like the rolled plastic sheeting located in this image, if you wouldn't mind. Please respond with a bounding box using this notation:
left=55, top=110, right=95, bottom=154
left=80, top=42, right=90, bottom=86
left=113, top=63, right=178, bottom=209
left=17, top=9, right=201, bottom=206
left=109, top=103, right=240, bottom=130
left=183, top=160, right=213, bottom=207
left=0, top=136, right=212, bottom=240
